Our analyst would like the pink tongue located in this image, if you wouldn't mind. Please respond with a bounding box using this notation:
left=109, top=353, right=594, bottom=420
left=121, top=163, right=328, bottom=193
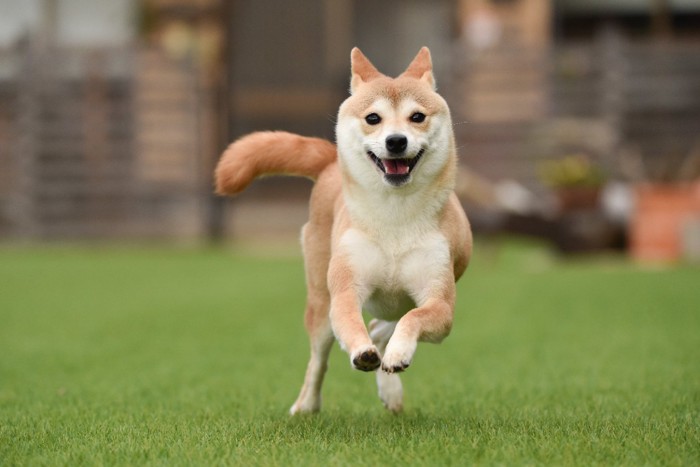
left=384, top=159, right=409, bottom=175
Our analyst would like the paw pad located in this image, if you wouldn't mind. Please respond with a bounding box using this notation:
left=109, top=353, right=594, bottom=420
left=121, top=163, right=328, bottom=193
left=352, top=348, right=381, bottom=372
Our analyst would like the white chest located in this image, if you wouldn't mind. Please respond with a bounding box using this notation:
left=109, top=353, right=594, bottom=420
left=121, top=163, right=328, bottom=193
left=339, top=226, right=451, bottom=321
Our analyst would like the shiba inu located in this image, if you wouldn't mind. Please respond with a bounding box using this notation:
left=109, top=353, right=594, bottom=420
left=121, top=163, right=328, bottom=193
left=215, top=47, right=472, bottom=414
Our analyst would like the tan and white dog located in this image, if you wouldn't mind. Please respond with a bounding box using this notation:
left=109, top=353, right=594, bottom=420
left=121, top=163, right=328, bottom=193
left=215, top=47, right=472, bottom=414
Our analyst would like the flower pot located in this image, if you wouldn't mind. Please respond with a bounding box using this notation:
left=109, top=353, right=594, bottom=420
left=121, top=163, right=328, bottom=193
left=556, top=186, right=601, bottom=211
left=630, top=183, right=700, bottom=262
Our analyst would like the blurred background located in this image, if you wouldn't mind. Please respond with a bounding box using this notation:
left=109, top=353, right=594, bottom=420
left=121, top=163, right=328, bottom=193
left=1, top=0, right=699, bottom=262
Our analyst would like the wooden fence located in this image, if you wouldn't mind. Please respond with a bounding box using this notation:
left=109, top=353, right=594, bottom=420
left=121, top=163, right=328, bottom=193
left=2, top=32, right=699, bottom=240
left=0, top=43, right=205, bottom=240
left=452, top=31, right=700, bottom=192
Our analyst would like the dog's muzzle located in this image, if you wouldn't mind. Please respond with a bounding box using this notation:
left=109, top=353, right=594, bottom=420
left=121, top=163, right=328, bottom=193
left=366, top=148, right=425, bottom=187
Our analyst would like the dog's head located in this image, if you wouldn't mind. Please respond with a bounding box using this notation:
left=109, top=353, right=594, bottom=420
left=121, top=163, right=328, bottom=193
left=336, top=48, right=456, bottom=191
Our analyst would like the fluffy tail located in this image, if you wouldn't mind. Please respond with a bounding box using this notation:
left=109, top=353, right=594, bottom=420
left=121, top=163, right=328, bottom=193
left=215, top=131, right=337, bottom=195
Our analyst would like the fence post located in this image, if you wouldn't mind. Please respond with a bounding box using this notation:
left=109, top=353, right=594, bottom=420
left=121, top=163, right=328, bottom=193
left=207, top=0, right=236, bottom=243
left=598, top=27, right=625, bottom=176
left=13, top=41, right=40, bottom=239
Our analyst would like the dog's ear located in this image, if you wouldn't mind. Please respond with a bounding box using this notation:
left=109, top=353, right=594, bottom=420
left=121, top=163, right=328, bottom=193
left=401, top=47, right=435, bottom=90
left=350, top=47, right=383, bottom=94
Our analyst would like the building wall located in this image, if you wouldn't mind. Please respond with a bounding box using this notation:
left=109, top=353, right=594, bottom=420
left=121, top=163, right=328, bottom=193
left=0, top=0, right=135, bottom=47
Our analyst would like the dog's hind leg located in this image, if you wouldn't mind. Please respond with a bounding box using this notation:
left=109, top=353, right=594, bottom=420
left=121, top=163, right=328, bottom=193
left=288, top=177, right=344, bottom=415
left=369, top=319, right=403, bottom=413
left=290, top=298, right=334, bottom=415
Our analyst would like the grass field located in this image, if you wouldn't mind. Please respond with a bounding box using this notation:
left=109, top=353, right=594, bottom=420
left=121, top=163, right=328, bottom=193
left=1, top=241, right=698, bottom=465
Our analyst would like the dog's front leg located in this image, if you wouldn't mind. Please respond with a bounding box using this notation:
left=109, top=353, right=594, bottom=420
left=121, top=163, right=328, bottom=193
left=328, top=256, right=380, bottom=372
left=381, top=292, right=454, bottom=373
left=369, top=319, right=404, bottom=412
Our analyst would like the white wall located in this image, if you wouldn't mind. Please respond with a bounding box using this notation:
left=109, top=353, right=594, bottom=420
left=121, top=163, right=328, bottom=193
left=0, top=0, right=41, bottom=46
left=0, top=0, right=135, bottom=47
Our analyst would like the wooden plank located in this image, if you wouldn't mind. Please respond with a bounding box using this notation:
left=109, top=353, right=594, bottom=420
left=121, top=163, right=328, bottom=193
left=232, top=87, right=339, bottom=119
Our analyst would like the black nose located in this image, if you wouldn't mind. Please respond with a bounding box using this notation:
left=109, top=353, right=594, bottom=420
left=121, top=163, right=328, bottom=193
left=385, top=134, right=408, bottom=154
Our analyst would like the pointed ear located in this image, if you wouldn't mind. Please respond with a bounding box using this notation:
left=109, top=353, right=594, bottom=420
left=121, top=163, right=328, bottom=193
left=350, top=47, right=383, bottom=94
left=401, top=47, right=435, bottom=89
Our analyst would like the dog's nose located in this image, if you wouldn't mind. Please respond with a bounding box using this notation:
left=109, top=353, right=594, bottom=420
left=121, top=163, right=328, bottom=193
left=385, top=134, right=408, bottom=154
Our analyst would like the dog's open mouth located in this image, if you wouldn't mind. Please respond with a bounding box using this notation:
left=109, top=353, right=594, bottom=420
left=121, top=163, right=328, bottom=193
left=367, top=149, right=424, bottom=185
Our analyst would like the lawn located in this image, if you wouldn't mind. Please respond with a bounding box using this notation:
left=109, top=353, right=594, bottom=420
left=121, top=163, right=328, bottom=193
left=1, top=241, right=698, bottom=465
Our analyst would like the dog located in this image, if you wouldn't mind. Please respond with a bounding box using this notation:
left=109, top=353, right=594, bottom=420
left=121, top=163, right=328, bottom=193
left=215, top=47, right=472, bottom=414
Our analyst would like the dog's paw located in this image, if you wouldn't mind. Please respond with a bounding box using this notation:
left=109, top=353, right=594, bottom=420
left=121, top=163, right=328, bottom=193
left=351, top=346, right=381, bottom=372
left=381, top=339, right=416, bottom=373
left=289, top=393, right=322, bottom=415
left=381, top=359, right=410, bottom=373
left=377, top=371, right=403, bottom=413
left=289, top=400, right=320, bottom=415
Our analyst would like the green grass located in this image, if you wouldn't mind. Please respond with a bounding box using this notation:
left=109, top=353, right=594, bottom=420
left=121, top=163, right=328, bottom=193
left=1, top=241, right=698, bottom=465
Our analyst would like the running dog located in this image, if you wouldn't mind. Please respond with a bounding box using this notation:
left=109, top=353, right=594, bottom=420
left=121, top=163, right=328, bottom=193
left=215, top=47, right=472, bottom=414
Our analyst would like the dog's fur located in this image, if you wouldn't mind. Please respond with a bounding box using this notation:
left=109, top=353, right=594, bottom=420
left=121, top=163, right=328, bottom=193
left=215, top=48, right=472, bottom=414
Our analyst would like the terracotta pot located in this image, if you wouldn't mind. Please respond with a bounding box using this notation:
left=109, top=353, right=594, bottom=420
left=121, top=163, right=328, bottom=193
left=630, top=183, right=700, bottom=262
left=556, top=186, right=601, bottom=211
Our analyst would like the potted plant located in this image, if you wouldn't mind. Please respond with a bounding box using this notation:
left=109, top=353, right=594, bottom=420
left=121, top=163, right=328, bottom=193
left=631, top=182, right=700, bottom=263
left=539, top=154, right=606, bottom=211
left=625, top=148, right=700, bottom=262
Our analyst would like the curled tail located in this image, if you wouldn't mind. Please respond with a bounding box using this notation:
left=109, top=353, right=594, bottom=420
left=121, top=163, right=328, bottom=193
left=215, top=131, right=337, bottom=195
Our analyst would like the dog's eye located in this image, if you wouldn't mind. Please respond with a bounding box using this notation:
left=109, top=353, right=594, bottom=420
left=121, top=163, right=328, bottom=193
left=365, top=113, right=381, bottom=125
left=410, top=112, right=426, bottom=123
